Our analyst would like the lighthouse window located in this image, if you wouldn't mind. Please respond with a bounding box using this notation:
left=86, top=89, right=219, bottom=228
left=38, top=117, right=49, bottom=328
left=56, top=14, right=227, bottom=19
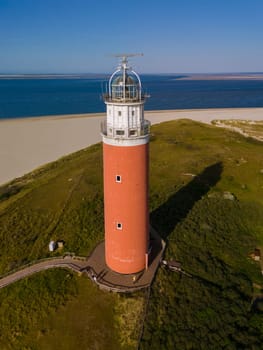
left=129, top=130, right=137, bottom=136
left=132, top=110, right=135, bottom=116
left=118, top=111, right=122, bottom=116
left=116, top=130, right=125, bottom=136
left=116, top=175, right=121, bottom=183
left=117, top=222, right=122, bottom=230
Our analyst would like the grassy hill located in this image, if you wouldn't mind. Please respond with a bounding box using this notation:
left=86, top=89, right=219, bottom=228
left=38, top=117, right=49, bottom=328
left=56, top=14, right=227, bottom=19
left=0, top=119, right=263, bottom=349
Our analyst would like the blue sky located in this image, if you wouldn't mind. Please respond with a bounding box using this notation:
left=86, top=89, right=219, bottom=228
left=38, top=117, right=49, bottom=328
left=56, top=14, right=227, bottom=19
left=0, top=0, right=263, bottom=73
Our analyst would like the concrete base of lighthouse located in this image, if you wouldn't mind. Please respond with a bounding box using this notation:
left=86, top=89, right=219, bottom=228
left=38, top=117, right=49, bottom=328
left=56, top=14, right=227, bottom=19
left=85, top=226, right=165, bottom=293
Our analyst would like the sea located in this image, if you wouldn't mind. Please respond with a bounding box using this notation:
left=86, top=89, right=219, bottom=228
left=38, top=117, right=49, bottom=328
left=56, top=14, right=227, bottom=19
left=1, top=74, right=263, bottom=119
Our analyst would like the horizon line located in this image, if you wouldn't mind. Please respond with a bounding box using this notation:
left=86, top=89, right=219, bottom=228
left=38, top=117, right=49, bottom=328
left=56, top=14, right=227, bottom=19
left=1, top=72, right=263, bottom=76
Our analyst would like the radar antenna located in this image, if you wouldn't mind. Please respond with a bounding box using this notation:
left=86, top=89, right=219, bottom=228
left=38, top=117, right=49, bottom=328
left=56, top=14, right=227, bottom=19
left=112, top=53, right=143, bottom=68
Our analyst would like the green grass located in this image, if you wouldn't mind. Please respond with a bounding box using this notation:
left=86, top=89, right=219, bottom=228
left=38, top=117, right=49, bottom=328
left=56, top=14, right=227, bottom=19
left=0, top=269, right=124, bottom=350
left=141, top=120, right=263, bottom=349
left=141, top=197, right=263, bottom=349
left=0, top=268, right=144, bottom=350
left=0, top=143, right=104, bottom=273
left=0, top=119, right=263, bottom=349
left=0, top=269, right=78, bottom=349
left=26, top=274, right=121, bottom=350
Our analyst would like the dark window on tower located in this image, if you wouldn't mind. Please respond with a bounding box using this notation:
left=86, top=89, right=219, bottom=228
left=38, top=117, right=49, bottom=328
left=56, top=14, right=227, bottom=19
left=129, top=130, right=137, bottom=136
left=117, top=222, right=122, bottom=230
left=116, top=130, right=125, bottom=135
left=116, top=175, right=121, bottom=183
left=118, top=111, right=122, bottom=116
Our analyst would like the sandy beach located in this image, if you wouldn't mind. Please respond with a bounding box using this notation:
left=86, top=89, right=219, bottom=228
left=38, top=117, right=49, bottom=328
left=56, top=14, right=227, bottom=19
left=1, top=107, right=263, bottom=185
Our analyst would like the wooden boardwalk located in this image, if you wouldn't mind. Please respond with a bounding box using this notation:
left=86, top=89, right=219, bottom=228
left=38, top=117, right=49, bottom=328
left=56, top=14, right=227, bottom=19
left=0, top=228, right=165, bottom=293
left=0, top=257, right=88, bottom=290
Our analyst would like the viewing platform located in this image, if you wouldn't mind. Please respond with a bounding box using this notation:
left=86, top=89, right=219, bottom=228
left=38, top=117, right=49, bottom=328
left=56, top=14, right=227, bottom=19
left=85, top=226, right=165, bottom=293
left=100, top=119, right=150, bottom=138
left=103, top=93, right=146, bottom=104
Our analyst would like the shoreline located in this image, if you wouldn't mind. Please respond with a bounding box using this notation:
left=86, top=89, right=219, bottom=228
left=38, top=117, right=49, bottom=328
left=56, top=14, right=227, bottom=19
left=1, top=106, right=263, bottom=123
left=0, top=112, right=106, bottom=123
left=1, top=107, right=263, bottom=186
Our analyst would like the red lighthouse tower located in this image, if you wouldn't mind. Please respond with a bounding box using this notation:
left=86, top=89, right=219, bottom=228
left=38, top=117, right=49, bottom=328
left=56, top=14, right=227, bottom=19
left=101, top=55, right=150, bottom=274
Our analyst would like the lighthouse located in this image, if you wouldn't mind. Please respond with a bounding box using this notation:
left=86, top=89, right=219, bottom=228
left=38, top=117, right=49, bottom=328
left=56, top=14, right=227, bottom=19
left=101, top=54, right=150, bottom=274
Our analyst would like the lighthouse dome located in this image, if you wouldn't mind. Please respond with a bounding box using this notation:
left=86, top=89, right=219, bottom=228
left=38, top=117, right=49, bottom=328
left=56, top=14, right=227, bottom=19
left=109, top=69, right=142, bottom=102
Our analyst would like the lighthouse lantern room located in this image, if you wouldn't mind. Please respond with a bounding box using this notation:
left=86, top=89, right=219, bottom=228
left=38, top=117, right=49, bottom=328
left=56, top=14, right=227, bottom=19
left=101, top=54, right=150, bottom=274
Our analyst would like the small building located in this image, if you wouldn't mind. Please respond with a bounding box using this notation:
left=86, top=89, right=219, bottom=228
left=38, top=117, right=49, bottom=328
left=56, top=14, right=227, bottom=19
left=49, top=241, right=56, bottom=252
left=57, top=241, right=65, bottom=249
left=254, top=249, right=261, bottom=261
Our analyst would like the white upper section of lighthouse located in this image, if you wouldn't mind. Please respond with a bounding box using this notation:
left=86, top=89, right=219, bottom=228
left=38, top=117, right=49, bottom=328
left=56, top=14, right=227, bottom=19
left=101, top=55, right=150, bottom=146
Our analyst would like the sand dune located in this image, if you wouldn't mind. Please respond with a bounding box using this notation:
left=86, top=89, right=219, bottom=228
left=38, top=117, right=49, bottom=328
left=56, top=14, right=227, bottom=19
left=0, top=108, right=263, bottom=185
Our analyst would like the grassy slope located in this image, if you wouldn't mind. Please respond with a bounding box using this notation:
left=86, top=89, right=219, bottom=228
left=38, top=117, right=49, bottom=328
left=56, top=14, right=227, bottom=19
left=0, top=119, right=263, bottom=349
left=0, top=270, right=123, bottom=350
left=0, top=143, right=104, bottom=272
left=142, top=120, right=263, bottom=349
left=0, top=143, right=141, bottom=350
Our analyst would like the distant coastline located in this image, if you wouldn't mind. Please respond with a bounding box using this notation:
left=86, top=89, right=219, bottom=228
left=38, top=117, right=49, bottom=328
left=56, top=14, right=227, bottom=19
left=176, top=73, right=263, bottom=80
left=0, top=73, right=109, bottom=80
left=1, top=73, right=263, bottom=80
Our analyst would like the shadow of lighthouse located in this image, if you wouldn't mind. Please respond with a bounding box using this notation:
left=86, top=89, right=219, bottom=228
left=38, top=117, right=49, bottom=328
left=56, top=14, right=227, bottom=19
left=150, top=161, right=223, bottom=242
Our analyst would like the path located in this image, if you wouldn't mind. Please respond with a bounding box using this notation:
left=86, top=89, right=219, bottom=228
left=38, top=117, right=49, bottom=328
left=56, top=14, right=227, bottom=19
left=0, top=256, right=89, bottom=290
left=0, top=228, right=165, bottom=293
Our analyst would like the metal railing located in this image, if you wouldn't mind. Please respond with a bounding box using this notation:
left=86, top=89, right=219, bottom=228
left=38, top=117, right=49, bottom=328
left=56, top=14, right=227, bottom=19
left=0, top=253, right=87, bottom=280
left=101, top=119, right=150, bottom=138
